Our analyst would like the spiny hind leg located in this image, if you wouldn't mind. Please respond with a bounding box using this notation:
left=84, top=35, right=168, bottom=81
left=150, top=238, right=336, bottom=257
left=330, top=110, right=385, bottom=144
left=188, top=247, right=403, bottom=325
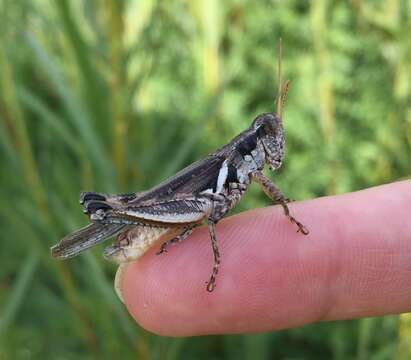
left=80, top=192, right=139, bottom=209
left=251, top=171, right=309, bottom=235
left=156, top=226, right=194, bottom=255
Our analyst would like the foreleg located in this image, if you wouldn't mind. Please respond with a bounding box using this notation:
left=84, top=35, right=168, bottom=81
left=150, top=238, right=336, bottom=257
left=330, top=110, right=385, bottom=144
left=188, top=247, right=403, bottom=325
left=251, top=171, right=309, bottom=235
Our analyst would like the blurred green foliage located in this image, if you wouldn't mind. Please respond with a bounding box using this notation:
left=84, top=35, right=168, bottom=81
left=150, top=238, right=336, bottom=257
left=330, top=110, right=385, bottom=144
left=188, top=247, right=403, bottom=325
left=0, top=0, right=410, bottom=359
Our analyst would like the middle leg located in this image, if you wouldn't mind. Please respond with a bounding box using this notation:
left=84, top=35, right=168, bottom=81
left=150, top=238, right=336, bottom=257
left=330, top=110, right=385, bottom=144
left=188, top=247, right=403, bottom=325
left=201, top=187, right=245, bottom=292
left=206, top=219, right=220, bottom=292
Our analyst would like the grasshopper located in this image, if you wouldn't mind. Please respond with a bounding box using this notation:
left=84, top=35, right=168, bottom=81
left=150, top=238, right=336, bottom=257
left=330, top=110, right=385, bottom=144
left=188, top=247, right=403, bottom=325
left=51, top=46, right=309, bottom=292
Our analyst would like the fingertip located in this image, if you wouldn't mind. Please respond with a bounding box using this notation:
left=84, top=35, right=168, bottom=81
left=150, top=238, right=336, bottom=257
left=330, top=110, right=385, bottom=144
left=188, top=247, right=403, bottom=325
left=114, top=264, right=127, bottom=303
left=118, top=181, right=411, bottom=336
left=118, top=208, right=310, bottom=336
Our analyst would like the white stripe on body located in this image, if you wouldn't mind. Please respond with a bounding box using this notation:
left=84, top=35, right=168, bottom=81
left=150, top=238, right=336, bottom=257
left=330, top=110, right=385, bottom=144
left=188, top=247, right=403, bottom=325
left=216, top=159, right=228, bottom=194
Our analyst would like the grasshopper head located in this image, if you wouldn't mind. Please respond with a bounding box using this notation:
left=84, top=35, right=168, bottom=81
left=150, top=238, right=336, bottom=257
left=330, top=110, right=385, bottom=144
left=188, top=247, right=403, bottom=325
left=252, top=113, right=285, bottom=170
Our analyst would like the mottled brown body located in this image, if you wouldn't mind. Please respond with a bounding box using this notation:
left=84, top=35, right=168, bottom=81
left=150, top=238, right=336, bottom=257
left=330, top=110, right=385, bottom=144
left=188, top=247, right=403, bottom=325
left=51, top=111, right=308, bottom=292
left=103, top=225, right=184, bottom=263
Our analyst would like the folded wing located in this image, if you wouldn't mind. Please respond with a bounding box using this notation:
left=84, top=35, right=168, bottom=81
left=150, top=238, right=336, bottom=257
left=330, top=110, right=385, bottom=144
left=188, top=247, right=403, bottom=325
left=81, top=154, right=225, bottom=223
left=51, top=223, right=128, bottom=259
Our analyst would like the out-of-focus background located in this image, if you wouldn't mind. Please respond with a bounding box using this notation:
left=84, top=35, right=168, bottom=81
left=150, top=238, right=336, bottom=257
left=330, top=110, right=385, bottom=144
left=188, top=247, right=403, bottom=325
left=1, top=0, right=410, bottom=358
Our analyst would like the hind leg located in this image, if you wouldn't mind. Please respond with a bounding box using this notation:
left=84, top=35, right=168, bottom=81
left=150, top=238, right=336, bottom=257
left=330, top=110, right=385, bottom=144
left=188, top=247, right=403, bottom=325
left=80, top=191, right=139, bottom=209
left=156, top=226, right=194, bottom=255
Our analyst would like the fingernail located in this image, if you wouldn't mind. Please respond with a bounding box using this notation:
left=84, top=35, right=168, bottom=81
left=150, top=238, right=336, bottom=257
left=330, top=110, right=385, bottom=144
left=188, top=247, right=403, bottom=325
left=114, top=264, right=127, bottom=303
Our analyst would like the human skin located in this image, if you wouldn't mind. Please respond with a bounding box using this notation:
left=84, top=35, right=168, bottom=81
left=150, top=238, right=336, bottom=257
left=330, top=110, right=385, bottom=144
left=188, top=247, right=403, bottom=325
left=116, top=180, right=411, bottom=337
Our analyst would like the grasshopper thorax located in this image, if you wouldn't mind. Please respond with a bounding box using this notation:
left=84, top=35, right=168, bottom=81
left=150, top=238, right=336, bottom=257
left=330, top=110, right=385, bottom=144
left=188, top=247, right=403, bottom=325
left=252, top=112, right=285, bottom=170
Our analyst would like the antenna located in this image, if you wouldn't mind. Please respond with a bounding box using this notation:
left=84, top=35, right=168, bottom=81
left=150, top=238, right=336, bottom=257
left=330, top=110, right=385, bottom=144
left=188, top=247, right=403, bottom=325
left=280, top=80, right=291, bottom=118
left=276, top=38, right=283, bottom=116
left=275, top=39, right=290, bottom=119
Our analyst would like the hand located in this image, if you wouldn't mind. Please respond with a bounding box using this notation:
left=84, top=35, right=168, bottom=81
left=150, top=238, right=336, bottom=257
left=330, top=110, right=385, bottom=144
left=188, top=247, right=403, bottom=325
left=115, top=180, right=411, bottom=336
